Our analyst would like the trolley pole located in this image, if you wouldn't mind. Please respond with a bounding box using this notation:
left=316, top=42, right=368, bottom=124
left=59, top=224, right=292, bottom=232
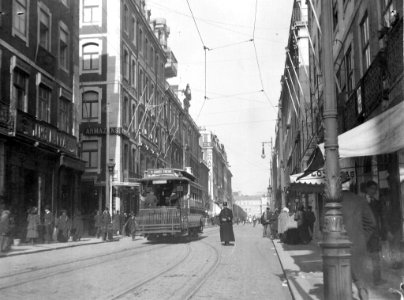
left=319, top=1, right=352, bottom=299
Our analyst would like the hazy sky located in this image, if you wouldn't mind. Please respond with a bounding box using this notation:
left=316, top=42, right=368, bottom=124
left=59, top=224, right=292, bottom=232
left=147, top=0, right=294, bottom=195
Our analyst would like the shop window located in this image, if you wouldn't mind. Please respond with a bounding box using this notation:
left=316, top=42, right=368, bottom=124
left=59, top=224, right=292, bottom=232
left=82, top=91, right=99, bottom=121
left=82, top=140, right=99, bottom=169
left=38, top=85, right=51, bottom=122
left=123, top=4, right=129, bottom=34
left=82, top=43, right=100, bottom=71
left=13, top=69, right=28, bottom=112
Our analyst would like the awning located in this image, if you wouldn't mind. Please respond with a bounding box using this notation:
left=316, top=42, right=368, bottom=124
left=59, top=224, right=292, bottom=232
left=112, top=181, right=140, bottom=187
left=319, top=101, right=404, bottom=158
left=289, top=169, right=325, bottom=193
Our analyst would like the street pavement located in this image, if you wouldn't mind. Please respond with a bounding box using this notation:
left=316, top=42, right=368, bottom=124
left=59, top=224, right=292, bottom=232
left=0, top=225, right=293, bottom=300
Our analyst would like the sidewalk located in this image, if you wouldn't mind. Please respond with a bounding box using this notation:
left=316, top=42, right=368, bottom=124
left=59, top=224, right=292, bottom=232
left=272, top=239, right=401, bottom=300
left=0, top=236, right=114, bottom=258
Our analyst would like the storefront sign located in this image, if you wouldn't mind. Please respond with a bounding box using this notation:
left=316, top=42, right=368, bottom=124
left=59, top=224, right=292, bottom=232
left=82, top=126, right=129, bottom=137
left=16, top=112, right=77, bottom=154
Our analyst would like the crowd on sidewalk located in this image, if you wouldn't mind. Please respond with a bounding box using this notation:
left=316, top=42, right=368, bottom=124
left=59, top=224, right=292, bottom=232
left=0, top=204, right=139, bottom=254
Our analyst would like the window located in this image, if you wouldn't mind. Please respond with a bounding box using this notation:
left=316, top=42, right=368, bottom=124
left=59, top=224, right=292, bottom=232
left=360, top=13, right=371, bottom=72
left=82, top=91, right=99, bottom=121
left=13, top=69, right=28, bottom=112
left=59, top=25, right=69, bottom=70
left=150, top=46, right=154, bottom=68
left=82, top=43, right=100, bottom=71
left=123, top=96, right=130, bottom=127
left=139, top=28, right=143, bottom=53
left=144, top=39, right=148, bottom=61
left=124, top=144, right=129, bottom=171
left=123, top=48, right=129, bottom=79
left=59, top=99, right=71, bottom=133
left=131, top=59, right=137, bottom=88
left=13, top=0, right=28, bottom=39
left=82, top=140, right=98, bottom=168
left=39, top=6, right=51, bottom=50
left=123, top=4, right=129, bottom=33
left=83, top=0, right=100, bottom=23
left=38, top=85, right=51, bottom=122
left=345, top=46, right=354, bottom=95
left=132, top=16, right=137, bottom=46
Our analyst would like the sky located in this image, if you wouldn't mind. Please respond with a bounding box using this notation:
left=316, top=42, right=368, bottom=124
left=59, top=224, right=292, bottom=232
left=147, top=0, right=295, bottom=195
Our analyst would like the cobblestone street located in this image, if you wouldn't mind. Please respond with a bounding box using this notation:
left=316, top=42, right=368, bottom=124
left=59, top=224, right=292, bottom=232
left=0, top=226, right=292, bottom=300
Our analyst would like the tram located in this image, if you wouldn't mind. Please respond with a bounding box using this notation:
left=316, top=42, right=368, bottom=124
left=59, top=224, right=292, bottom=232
left=136, top=168, right=205, bottom=240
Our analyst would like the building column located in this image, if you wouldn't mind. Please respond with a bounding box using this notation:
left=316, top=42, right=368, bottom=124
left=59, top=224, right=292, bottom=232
left=0, top=139, right=5, bottom=198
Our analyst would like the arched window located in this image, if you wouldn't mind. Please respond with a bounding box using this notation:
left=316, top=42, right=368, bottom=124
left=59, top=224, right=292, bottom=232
left=82, top=43, right=100, bottom=70
left=82, top=91, right=99, bottom=121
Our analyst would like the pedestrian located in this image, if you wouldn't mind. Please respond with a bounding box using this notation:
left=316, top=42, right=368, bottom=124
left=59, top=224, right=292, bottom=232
left=0, top=209, right=11, bottom=252
left=252, top=215, right=257, bottom=227
left=295, top=205, right=309, bottom=244
left=284, top=209, right=299, bottom=244
left=56, top=210, right=70, bottom=242
left=270, top=208, right=279, bottom=239
left=71, top=211, right=84, bottom=241
left=26, top=207, right=40, bottom=245
left=101, top=209, right=112, bottom=241
left=112, top=210, right=120, bottom=235
left=127, top=212, right=138, bottom=241
left=94, top=210, right=102, bottom=238
left=43, top=206, right=54, bottom=243
left=304, top=206, right=316, bottom=242
left=365, top=180, right=390, bottom=285
left=260, top=207, right=272, bottom=238
left=218, top=202, right=235, bottom=246
left=340, top=174, right=376, bottom=300
left=278, top=207, right=289, bottom=242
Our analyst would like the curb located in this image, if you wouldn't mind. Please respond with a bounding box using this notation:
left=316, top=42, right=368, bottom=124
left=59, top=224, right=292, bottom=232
left=0, top=238, right=120, bottom=258
left=271, top=238, right=296, bottom=300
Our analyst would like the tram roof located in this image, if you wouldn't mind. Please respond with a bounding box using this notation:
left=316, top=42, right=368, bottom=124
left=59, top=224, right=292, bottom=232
left=137, top=168, right=196, bottom=182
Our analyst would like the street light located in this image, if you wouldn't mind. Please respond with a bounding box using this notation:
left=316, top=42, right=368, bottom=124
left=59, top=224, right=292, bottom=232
left=261, top=141, right=271, bottom=159
left=107, top=159, right=115, bottom=215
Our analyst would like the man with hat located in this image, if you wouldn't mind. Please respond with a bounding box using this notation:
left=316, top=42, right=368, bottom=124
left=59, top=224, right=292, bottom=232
left=218, top=202, right=235, bottom=245
left=43, top=205, right=54, bottom=243
left=340, top=172, right=376, bottom=300
left=261, top=207, right=272, bottom=238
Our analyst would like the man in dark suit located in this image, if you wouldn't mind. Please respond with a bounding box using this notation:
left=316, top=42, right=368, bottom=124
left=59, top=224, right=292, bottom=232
left=43, top=206, right=54, bottom=243
left=340, top=174, right=376, bottom=300
left=218, top=202, right=235, bottom=246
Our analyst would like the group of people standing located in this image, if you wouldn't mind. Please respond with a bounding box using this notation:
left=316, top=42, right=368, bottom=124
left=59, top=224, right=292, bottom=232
left=93, top=210, right=138, bottom=241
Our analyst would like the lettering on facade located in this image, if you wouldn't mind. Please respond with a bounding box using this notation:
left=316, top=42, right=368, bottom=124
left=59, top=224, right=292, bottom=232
left=82, top=126, right=129, bottom=137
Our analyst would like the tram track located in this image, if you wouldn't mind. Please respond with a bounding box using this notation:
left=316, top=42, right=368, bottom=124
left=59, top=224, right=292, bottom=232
left=0, top=242, right=172, bottom=291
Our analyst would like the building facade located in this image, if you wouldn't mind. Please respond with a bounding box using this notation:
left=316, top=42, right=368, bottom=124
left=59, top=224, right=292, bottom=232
left=200, top=129, right=233, bottom=215
left=0, top=0, right=83, bottom=237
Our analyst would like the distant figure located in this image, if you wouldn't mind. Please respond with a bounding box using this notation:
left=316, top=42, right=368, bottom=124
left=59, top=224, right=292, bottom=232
left=127, top=213, right=138, bottom=241
left=112, top=210, right=121, bottom=235
left=304, top=206, right=316, bottom=241
left=218, top=202, right=235, bottom=246
left=101, top=210, right=112, bottom=241
left=26, top=207, right=40, bottom=244
left=0, top=210, right=11, bottom=252
left=261, top=208, right=272, bottom=238
left=43, top=206, right=54, bottom=243
left=94, top=210, right=102, bottom=238
left=270, top=209, right=279, bottom=239
left=252, top=216, right=257, bottom=227
left=145, top=191, right=157, bottom=208
left=71, top=211, right=84, bottom=241
left=295, top=205, right=309, bottom=244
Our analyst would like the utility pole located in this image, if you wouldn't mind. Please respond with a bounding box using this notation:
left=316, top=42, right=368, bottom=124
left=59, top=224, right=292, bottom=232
left=320, top=1, right=352, bottom=299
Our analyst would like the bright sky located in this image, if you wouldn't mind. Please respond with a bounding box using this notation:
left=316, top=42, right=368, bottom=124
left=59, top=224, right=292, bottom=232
left=147, top=0, right=294, bottom=195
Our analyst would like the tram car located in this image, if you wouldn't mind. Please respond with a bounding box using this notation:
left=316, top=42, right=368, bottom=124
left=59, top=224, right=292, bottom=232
left=136, top=168, right=205, bottom=240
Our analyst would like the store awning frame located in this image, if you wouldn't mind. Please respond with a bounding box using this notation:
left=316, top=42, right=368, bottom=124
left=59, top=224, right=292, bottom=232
left=289, top=169, right=325, bottom=193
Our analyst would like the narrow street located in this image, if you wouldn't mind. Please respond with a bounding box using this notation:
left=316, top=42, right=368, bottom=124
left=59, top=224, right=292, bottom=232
left=0, top=226, right=292, bottom=300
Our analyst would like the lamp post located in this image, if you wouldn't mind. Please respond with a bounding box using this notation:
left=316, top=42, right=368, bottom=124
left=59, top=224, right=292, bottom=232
left=320, top=1, right=352, bottom=299
left=107, top=159, right=115, bottom=215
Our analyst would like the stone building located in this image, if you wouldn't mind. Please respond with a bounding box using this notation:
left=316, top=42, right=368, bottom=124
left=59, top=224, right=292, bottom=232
left=0, top=0, right=83, bottom=237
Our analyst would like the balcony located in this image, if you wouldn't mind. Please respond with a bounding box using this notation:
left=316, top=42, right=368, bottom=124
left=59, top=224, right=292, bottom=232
left=386, top=18, right=403, bottom=85
left=341, top=51, right=386, bottom=132
left=164, top=49, right=178, bottom=78
left=0, top=101, right=13, bottom=134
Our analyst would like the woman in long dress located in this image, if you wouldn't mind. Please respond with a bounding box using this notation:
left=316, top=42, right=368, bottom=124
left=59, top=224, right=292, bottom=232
left=56, top=210, right=70, bottom=242
left=26, top=207, right=40, bottom=244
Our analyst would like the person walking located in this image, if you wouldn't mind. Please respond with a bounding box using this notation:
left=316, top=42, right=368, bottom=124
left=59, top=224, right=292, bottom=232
left=270, top=208, right=279, bottom=239
left=295, top=205, right=309, bottom=244
left=0, top=210, right=11, bottom=252
left=278, top=207, right=289, bottom=242
left=71, top=211, right=84, bottom=241
left=304, top=206, right=316, bottom=242
left=112, top=210, right=121, bottom=235
left=56, top=210, right=70, bottom=242
left=261, top=207, right=272, bottom=238
left=252, top=215, right=257, bottom=227
left=26, top=207, right=40, bottom=245
left=101, top=210, right=112, bottom=241
left=127, top=212, right=138, bottom=241
left=218, top=202, right=235, bottom=245
left=43, top=206, right=54, bottom=243
left=94, top=210, right=102, bottom=238
left=341, top=174, right=377, bottom=300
